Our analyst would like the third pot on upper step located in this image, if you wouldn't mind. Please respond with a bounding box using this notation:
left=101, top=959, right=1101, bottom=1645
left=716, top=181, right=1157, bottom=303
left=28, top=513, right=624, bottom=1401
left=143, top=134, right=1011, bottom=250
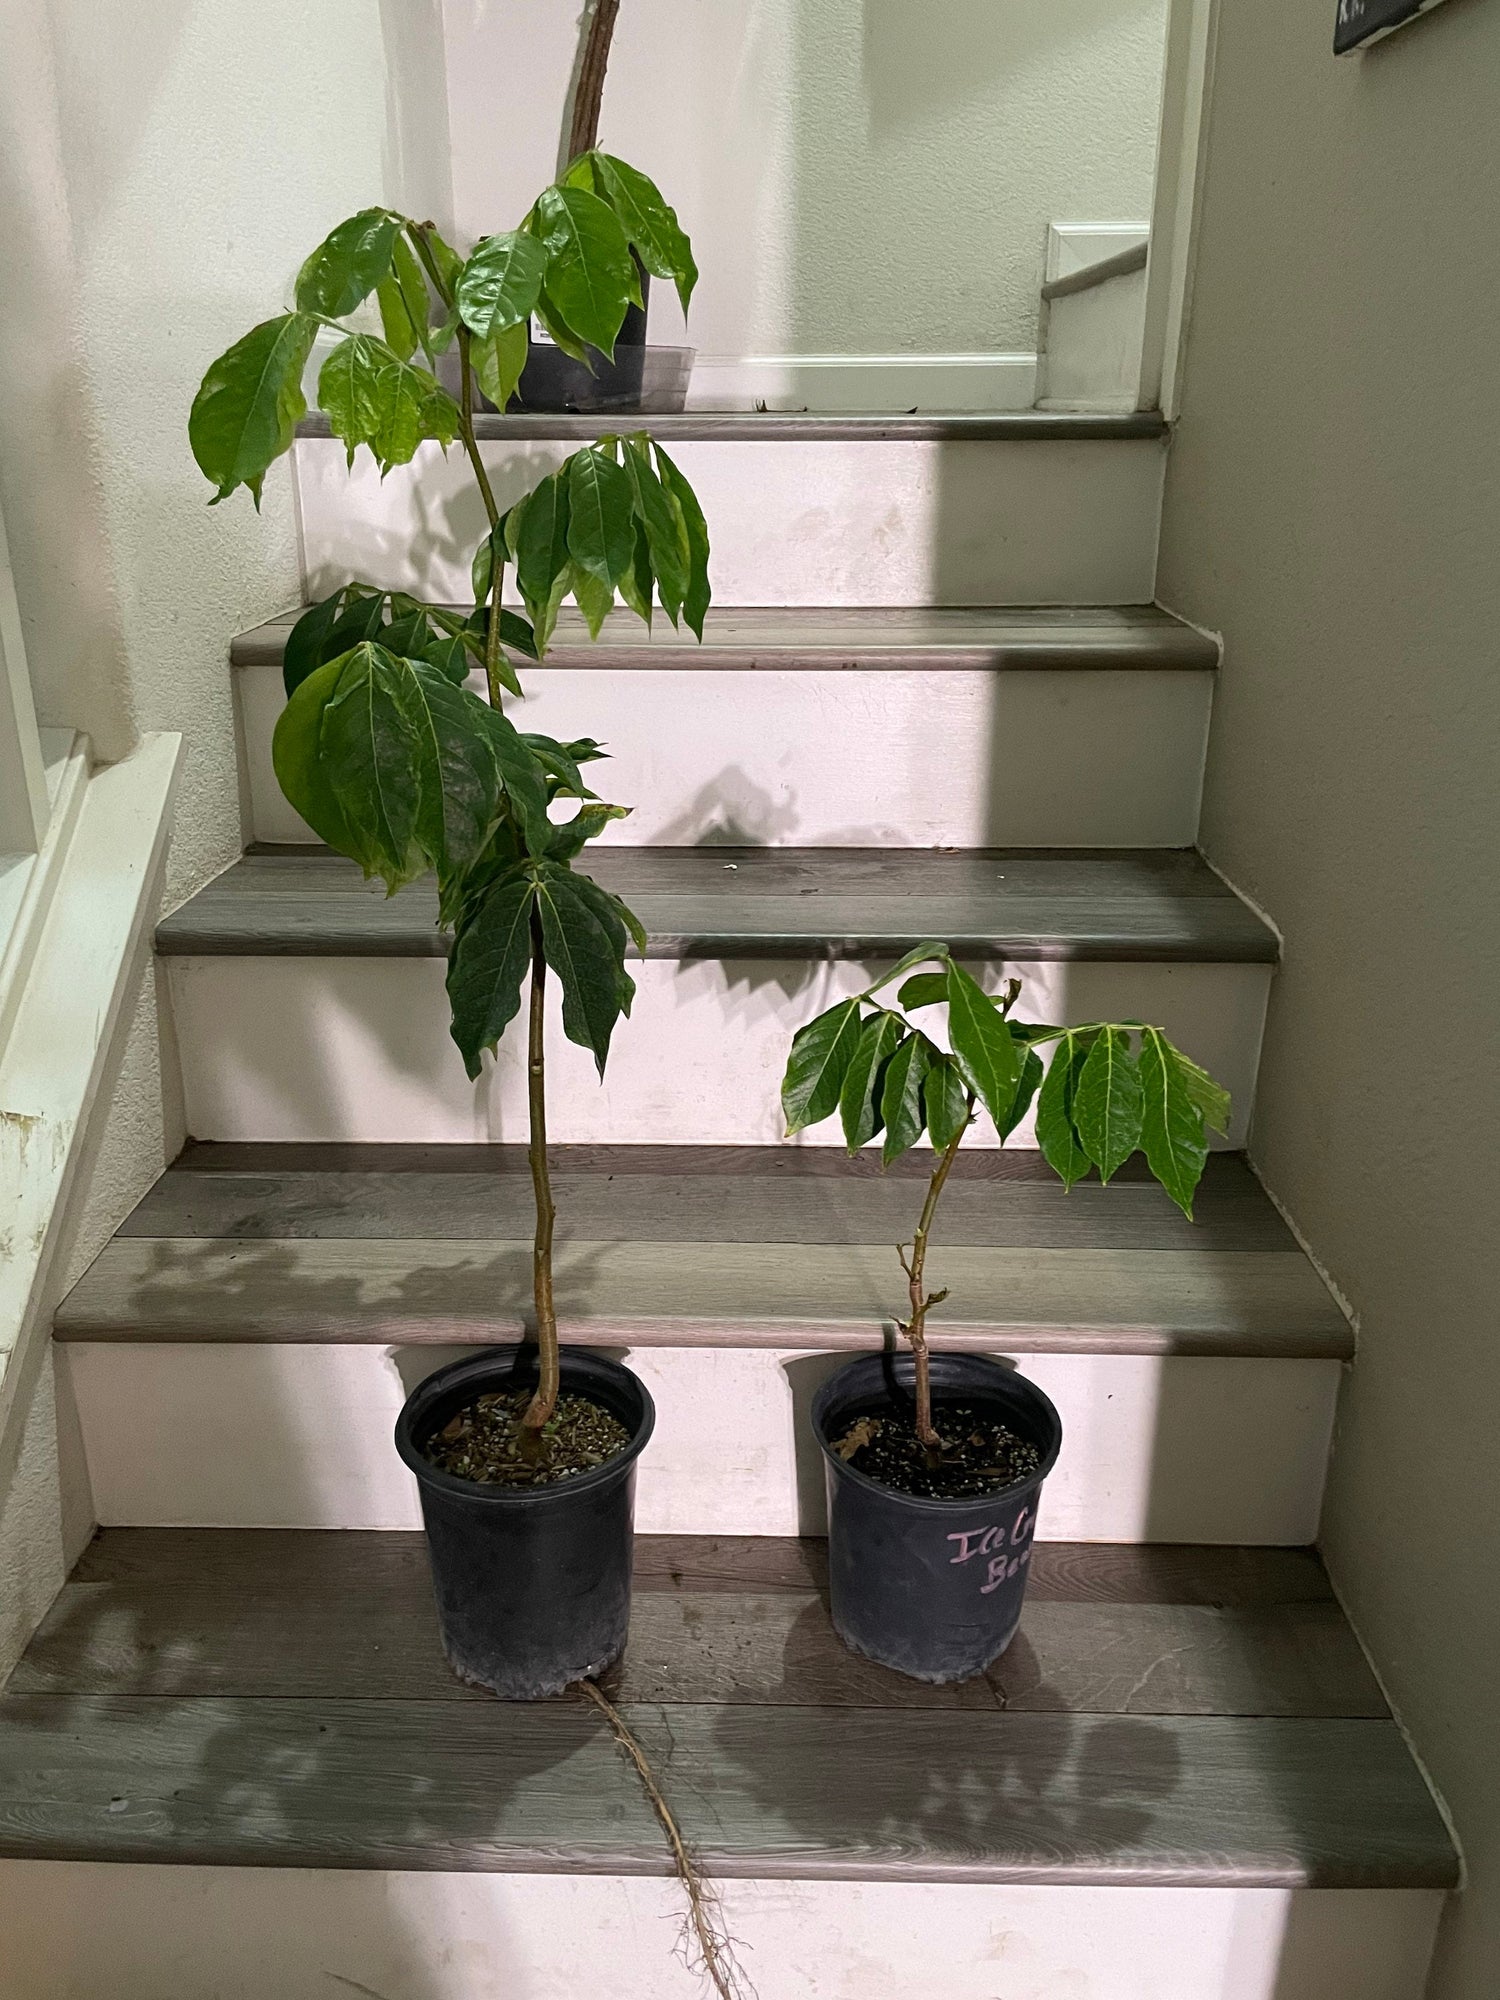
left=395, top=1345, right=654, bottom=1699
left=814, top=1352, right=1063, bottom=1684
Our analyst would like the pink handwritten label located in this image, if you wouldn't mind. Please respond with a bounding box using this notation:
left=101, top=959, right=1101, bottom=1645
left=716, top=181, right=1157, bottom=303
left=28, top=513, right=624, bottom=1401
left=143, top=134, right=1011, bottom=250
left=946, top=1508, right=1036, bottom=1594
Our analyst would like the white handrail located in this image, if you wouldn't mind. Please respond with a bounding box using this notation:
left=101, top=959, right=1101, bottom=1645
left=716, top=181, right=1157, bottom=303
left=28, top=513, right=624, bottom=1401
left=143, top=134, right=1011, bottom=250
left=0, top=495, right=48, bottom=854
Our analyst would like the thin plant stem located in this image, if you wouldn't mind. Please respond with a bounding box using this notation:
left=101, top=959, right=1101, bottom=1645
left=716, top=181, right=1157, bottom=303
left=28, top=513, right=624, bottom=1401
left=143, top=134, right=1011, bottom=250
left=453, top=326, right=502, bottom=531
left=522, top=911, right=560, bottom=1430
left=897, top=1092, right=975, bottom=1446
left=577, top=1679, right=747, bottom=1999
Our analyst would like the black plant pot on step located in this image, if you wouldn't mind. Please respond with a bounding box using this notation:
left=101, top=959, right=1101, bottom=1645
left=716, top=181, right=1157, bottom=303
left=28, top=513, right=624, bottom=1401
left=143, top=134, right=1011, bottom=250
left=814, top=1352, right=1063, bottom=1685
left=513, top=268, right=650, bottom=413
left=395, top=1345, right=655, bottom=1699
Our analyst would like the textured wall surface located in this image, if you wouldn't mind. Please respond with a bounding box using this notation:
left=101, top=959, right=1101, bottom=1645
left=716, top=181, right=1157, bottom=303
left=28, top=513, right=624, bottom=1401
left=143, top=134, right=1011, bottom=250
left=442, top=0, right=1169, bottom=358
left=1157, top=3, right=1500, bottom=1995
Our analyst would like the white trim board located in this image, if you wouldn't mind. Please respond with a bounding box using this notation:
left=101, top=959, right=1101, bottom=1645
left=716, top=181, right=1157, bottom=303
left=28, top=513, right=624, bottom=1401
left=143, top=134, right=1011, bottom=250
left=1045, top=223, right=1151, bottom=285
left=62, top=1343, right=1339, bottom=1543
left=0, top=734, right=182, bottom=1447
left=0, top=1870, right=1446, bottom=2000
left=684, top=352, right=1037, bottom=413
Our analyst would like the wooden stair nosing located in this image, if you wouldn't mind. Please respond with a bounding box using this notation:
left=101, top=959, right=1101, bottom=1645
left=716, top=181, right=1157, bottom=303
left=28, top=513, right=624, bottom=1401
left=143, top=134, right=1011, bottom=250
left=231, top=603, right=1220, bottom=675
left=155, top=848, right=1279, bottom=965
left=296, top=409, right=1169, bottom=444
left=0, top=1533, right=1452, bottom=1889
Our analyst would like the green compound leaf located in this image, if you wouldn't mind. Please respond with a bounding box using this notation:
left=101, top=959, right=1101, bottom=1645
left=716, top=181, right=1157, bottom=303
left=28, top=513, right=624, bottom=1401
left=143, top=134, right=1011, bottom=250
left=528, top=184, right=639, bottom=358
left=317, top=335, right=461, bottom=473
left=838, top=1010, right=903, bottom=1151
left=446, top=863, right=537, bottom=1080
left=534, top=860, right=638, bottom=1076
left=1074, top=1026, right=1145, bottom=1184
left=190, top=312, right=317, bottom=505
left=295, top=208, right=402, bottom=317
left=782, top=999, right=863, bottom=1135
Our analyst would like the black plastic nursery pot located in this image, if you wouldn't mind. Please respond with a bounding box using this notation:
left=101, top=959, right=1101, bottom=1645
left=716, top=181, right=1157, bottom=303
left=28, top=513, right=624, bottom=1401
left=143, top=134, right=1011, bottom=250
left=814, top=1352, right=1063, bottom=1685
left=395, top=1345, right=655, bottom=1699
left=513, top=271, right=649, bottom=413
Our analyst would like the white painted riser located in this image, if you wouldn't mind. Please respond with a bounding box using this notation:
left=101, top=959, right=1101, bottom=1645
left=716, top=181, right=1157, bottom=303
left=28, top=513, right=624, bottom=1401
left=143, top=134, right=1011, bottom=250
left=163, top=957, right=1268, bottom=1146
left=0, top=1867, right=1443, bottom=2000
left=295, top=436, right=1165, bottom=607
left=62, top=1344, right=1338, bottom=1544
left=238, top=662, right=1212, bottom=849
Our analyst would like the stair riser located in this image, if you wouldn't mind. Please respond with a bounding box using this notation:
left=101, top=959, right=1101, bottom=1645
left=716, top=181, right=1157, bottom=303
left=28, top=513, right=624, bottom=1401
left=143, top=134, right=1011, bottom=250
left=238, top=663, right=1213, bottom=849
left=295, top=436, right=1165, bottom=606
left=162, top=958, right=1269, bottom=1146
left=0, top=1867, right=1444, bottom=2000
left=62, top=1344, right=1338, bottom=1543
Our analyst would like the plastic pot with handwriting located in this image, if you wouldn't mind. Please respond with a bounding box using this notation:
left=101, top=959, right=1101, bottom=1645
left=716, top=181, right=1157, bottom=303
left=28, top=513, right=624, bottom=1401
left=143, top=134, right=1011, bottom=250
left=396, top=1345, right=654, bottom=1700
left=815, top=1352, right=1062, bottom=1684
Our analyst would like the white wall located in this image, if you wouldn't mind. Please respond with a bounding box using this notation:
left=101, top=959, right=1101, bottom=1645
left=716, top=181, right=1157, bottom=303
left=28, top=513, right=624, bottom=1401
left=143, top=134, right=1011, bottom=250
left=442, top=0, right=1169, bottom=363
left=0, top=0, right=424, bottom=1682
left=1157, top=3, right=1500, bottom=1996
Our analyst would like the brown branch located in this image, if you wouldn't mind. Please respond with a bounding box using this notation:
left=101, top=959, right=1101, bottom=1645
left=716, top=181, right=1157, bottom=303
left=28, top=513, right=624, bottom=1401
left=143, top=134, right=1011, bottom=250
left=567, top=0, right=622, bottom=162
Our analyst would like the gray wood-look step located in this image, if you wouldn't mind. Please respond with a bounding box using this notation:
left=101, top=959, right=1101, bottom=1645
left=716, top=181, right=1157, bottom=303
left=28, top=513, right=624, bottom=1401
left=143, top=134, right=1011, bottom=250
left=155, top=847, right=1278, bottom=963
left=56, top=1145, right=1352, bottom=1359
left=232, top=604, right=1219, bottom=674
left=0, top=1530, right=1453, bottom=1887
left=297, top=410, right=1168, bottom=444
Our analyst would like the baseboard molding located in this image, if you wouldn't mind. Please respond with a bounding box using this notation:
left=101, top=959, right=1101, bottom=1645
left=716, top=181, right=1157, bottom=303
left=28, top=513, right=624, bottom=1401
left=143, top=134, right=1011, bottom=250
left=684, top=351, right=1037, bottom=413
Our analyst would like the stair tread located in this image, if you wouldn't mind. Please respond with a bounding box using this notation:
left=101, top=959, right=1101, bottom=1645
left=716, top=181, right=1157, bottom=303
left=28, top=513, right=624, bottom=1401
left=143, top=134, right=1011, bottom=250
left=298, top=409, right=1168, bottom=444
left=55, top=1146, right=1350, bottom=1358
left=155, top=847, right=1278, bottom=963
left=232, top=603, right=1219, bottom=673
left=0, top=1531, right=1452, bottom=1886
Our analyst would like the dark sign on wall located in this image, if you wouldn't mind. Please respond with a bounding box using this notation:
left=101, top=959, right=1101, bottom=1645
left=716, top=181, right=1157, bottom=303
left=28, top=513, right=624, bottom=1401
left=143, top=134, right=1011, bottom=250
left=1335, top=0, right=1454, bottom=52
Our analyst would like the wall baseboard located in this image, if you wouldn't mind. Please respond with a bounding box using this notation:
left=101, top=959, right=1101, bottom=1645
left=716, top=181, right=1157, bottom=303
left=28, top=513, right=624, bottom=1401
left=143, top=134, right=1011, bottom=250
left=684, top=352, right=1037, bottom=413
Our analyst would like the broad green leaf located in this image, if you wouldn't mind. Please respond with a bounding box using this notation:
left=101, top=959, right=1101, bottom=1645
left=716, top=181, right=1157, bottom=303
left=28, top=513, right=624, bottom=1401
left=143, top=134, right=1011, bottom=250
left=651, top=444, right=711, bottom=638
left=568, top=447, right=636, bottom=588
left=534, top=860, right=636, bottom=1075
left=420, top=628, right=475, bottom=685
left=862, top=941, right=950, bottom=1002
left=584, top=153, right=698, bottom=314
left=782, top=999, right=863, bottom=1134
left=510, top=473, right=572, bottom=652
left=1034, top=1030, right=1093, bottom=1189
left=622, top=438, right=690, bottom=622
left=295, top=208, right=401, bottom=317
left=314, top=643, right=425, bottom=887
left=838, top=1011, right=903, bottom=1151
left=419, top=224, right=465, bottom=301
left=946, top=961, right=1023, bottom=1132
left=376, top=233, right=432, bottom=361
left=282, top=588, right=353, bottom=697
left=472, top=522, right=507, bottom=607
left=190, top=313, right=316, bottom=505
left=446, top=864, right=537, bottom=1079
left=271, top=655, right=363, bottom=858
left=924, top=1056, right=972, bottom=1151
left=399, top=662, right=512, bottom=873
left=881, top=1032, right=935, bottom=1166
left=570, top=562, right=615, bottom=640
left=477, top=706, right=552, bottom=853
left=1000, top=1047, right=1045, bottom=1140
left=1177, top=1046, right=1232, bottom=1134
left=617, top=522, right=654, bottom=626
left=1074, top=1026, right=1145, bottom=1183
left=318, top=335, right=461, bottom=473
left=897, top=970, right=949, bottom=1011
left=1139, top=1027, right=1212, bottom=1218
left=520, top=731, right=599, bottom=804
left=471, top=321, right=529, bottom=413
left=573, top=863, right=649, bottom=957
left=457, top=230, right=548, bottom=337
left=528, top=185, right=639, bottom=357
left=532, top=298, right=592, bottom=365
left=547, top=801, right=631, bottom=862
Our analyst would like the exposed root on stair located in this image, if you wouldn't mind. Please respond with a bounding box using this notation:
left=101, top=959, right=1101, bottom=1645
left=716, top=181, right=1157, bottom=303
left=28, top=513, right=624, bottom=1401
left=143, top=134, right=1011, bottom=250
left=577, top=1678, right=753, bottom=1999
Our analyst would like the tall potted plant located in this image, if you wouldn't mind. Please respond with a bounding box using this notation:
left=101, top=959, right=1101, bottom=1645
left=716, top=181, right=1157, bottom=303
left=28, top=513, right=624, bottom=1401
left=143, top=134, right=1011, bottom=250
left=190, top=164, right=708, bottom=1697
left=782, top=946, right=1231, bottom=1684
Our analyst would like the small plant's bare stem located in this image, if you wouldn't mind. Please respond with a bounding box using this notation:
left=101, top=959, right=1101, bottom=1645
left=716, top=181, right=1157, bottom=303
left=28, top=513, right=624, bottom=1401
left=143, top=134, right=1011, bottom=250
left=453, top=326, right=502, bottom=531
left=896, top=1094, right=975, bottom=1446
left=577, top=1679, right=750, bottom=1999
left=567, top=0, right=622, bottom=162
left=522, top=913, right=560, bottom=1432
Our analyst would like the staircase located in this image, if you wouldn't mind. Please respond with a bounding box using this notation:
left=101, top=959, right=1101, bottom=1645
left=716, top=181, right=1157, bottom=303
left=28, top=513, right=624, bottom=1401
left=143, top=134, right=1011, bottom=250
left=0, top=412, right=1456, bottom=1998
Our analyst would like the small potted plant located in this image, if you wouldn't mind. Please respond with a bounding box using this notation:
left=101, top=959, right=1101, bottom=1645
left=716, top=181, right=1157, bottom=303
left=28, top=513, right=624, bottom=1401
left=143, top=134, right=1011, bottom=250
left=781, top=946, right=1231, bottom=1684
left=190, top=167, right=709, bottom=1697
